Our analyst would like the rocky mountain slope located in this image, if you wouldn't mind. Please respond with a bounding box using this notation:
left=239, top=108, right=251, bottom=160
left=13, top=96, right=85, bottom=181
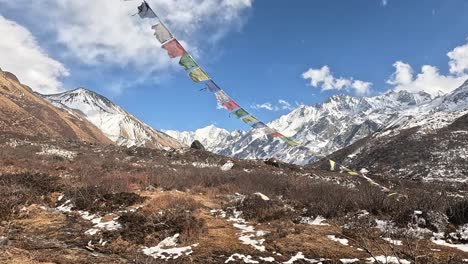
left=0, top=68, right=111, bottom=144
left=324, top=79, right=468, bottom=182
left=169, top=81, right=468, bottom=166
left=43, top=88, right=184, bottom=150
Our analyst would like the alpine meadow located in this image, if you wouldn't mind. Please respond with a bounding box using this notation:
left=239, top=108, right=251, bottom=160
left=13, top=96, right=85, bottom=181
left=1, top=0, right=468, bottom=263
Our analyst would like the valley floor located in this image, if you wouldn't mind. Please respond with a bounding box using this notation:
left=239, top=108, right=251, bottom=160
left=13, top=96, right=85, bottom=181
left=1, top=134, right=468, bottom=263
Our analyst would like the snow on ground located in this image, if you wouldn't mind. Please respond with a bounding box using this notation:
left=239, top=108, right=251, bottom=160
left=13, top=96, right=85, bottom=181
left=142, top=233, right=197, bottom=260
left=382, top=237, right=403, bottom=246
left=431, top=237, right=468, bottom=253
left=56, top=199, right=121, bottom=235
left=221, top=160, right=235, bottom=171
left=367, top=256, right=411, bottom=264
left=192, top=162, right=217, bottom=168
left=283, top=252, right=326, bottom=263
left=340, top=258, right=359, bottom=263
left=227, top=209, right=268, bottom=252
left=37, top=145, right=76, bottom=160
left=254, top=192, right=270, bottom=201
left=299, top=216, right=330, bottom=226
left=327, top=235, right=349, bottom=246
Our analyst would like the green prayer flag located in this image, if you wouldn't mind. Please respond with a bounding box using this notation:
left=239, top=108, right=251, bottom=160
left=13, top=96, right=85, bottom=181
left=189, top=67, right=210, bottom=83
left=233, top=108, right=249, bottom=118
left=281, top=136, right=299, bottom=147
left=179, top=54, right=198, bottom=70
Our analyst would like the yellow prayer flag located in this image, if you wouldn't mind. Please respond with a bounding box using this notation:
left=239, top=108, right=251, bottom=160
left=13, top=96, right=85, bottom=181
left=189, top=67, right=210, bottom=83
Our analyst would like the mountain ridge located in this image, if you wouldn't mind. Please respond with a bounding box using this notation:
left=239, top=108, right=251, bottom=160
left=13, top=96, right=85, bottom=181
left=43, top=88, right=185, bottom=150
left=167, top=82, right=468, bottom=165
left=0, top=68, right=112, bottom=144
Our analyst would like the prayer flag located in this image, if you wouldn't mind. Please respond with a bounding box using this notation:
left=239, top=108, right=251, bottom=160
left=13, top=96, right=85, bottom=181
left=252, top=122, right=267, bottom=129
left=233, top=109, right=249, bottom=118
left=162, top=39, right=186, bottom=58
left=137, top=2, right=157, bottom=19
left=347, top=171, right=360, bottom=176
left=215, top=91, right=230, bottom=103
left=221, top=100, right=240, bottom=111
left=330, top=160, right=337, bottom=171
left=152, top=23, right=173, bottom=44
left=205, top=80, right=221, bottom=93
left=242, top=115, right=259, bottom=124
left=271, top=132, right=284, bottom=138
left=179, top=54, right=198, bottom=70
left=189, top=67, right=210, bottom=83
left=281, top=136, right=299, bottom=147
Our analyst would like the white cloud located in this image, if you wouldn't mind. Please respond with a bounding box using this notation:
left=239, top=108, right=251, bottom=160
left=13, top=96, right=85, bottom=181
left=0, top=16, right=68, bottom=94
left=252, top=102, right=275, bottom=111
left=352, top=80, right=373, bottom=96
left=302, top=66, right=372, bottom=95
left=252, top=100, right=296, bottom=111
left=387, top=61, right=413, bottom=85
left=387, top=41, right=468, bottom=96
left=448, top=42, right=468, bottom=75
left=0, top=0, right=253, bottom=69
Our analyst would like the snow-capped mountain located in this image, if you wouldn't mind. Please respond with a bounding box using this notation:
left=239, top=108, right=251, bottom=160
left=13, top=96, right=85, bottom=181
left=168, top=80, right=468, bottom=165
left=327, top=80, right=468, bottom=181
left=43, top=88, right=185, bottom=150
left=164, top=125, right=243, bottom=153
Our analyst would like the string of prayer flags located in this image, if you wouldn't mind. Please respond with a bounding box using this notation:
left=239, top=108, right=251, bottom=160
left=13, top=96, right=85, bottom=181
left=205, top=81, right=221, bottom=93
left=179, top=54, right=198, bottom=70
left=221, top=100, right=241, bottom=111
left=137, top=2, right=157, bottom=19
left=233, top=109, right=249, bottom=119
left=242, top=115, right=259, bottom=124
left=152, top=23, right=173, bottom=44
left=189, top=67, right=210, bottom=83
left=215, top=91, right=230, bottom=103
left=162, top=39, right=186, bottom=58
left=136, top=1, right=398, bottom=198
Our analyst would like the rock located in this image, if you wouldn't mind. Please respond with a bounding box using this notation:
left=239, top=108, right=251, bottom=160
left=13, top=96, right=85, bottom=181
left=221, top=161, right=234, bottom=171
left=0, top=236, right=8, bottom=246
left=265, top=158, right=280, bottom=168
left=190, top=140, right=205, bottom=151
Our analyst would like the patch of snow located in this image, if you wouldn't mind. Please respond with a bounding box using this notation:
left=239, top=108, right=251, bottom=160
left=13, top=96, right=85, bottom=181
left=56, top=200, right=73, bottom=213
left=225, top=254, right=259, bottom=263
left=142, top=234, right=197, bottom=260
left=299, top=216, right=330, bottom=226
left=254, top=192, right=270, bottom=201
left=340, top=259, right=359, bottom=263
left=367, top=256, right=410, bottom=264
left=37, top=145, right=76, bottom=160
left=192, top=162, right=217, bottom=168
left=375, top=219, right=394, bottom=232
left=327, top=235, right=349, bottom=246
left=431, top=237, right=468, bottom=252
left=382, top=237, right=403, bottom=246
left=259, top=257, right=275, bottom=262
left=221, top=160, right=234, bottom=171
left=283, top=252, right=325, bottom=263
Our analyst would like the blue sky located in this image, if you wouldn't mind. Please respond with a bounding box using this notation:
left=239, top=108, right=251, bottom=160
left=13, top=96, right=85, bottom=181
left=1, top=0, right=468, bottom=131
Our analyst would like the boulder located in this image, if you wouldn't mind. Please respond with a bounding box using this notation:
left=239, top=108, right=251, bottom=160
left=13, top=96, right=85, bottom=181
left=190, top=140, right=205, bottom=151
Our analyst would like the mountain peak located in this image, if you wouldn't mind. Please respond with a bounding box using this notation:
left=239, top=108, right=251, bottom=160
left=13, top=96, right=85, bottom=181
left=43, top=88, right=184, bottom=150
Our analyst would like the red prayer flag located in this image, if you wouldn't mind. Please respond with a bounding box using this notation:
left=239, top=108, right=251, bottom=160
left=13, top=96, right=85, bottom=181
left=162, top=39, right=186, bottom=58
left=271, top=132, right=283, bottom=138
left=221, top=100, right=240, bottom=111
